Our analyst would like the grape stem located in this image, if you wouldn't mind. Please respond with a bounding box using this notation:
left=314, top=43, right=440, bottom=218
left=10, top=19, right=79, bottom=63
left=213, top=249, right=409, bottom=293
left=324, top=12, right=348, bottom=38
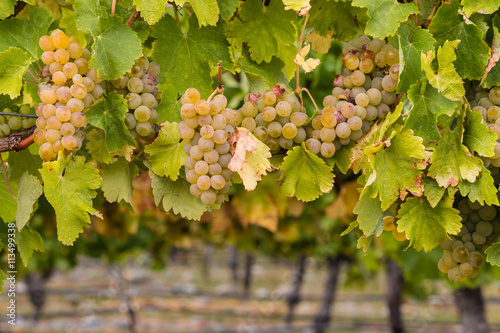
left=26, top=68, right=41, bottom=83
left=0, top=112, right=38, bottom=118
left=413, top=0, right=420, bottom=26
left=301, top=87, right=320, bottom=112
left=422, top=1, right=439, bottom=29
left=0, top=154, right=17, bottom=201
left=0, top=126, right=35, bottom=154
left=217, top=61, right=223, bottom=90
left=111, top=0, right=116, bottom=15
left=126, top=9, right=141, bottom=27
left=173, top=5, right=183, bottom=32
left=390, top=93, right=404, bottom=111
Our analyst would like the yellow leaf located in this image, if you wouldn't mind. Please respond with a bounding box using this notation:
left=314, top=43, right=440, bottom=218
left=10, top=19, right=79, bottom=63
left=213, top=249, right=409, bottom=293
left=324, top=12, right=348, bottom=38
left=305, top=30, right=333, bottom=54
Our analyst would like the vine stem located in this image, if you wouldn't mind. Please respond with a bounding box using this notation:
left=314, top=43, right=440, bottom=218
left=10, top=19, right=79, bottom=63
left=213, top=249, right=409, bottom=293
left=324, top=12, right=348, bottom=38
left=26, top=68, right=40, bottom=83
left=423, top=1, right=439, bottom=28
left=126, top=9, right=140, bottom=27
left=0, top=154, right=16, bottom=200
left=0, top=112, right=38, bottom=118
left=414, top=0, right=420, bottom=26
left=207, top=62, right=225, bottom=101
left=294, top=14, right=309, bottom=107
left=0, top=127, right=35, bottom=154
left=301, top=87, right=320, bottom=111
left=36, top=61, right=42, bottom=72
left=217, top=61, right=223, bottom=90
left=111, top=0, right=116, bottom=15
left=173, top=5, right=182, bottom=32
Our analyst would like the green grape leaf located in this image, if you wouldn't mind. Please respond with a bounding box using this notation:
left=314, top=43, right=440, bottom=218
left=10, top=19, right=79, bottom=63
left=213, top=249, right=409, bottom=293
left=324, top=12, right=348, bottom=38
left=0, top=6, right=53, bottom=59
left=144, top=122, right=186, bottom=181
left=0, top=0, right=15, bottom=20
left=86, top=92, right=136, bottom=152
left=0, top=170, right=17, bottom=223
left=397, top=196, right=462, bottom=251
left=229, top=0, right=297, bottom=63
left=100, top=157, right=138, bottom=208
left=217, top=0, right=239, bottom=20
left=481, top=15, right=500, bottom=89
left=156, top=84, right=182, bottom=123
left=40, top=154, right=102, bottom=245
left=397, top=25, right=436, bottom=93
left=282, top=0, right=310, bottom=12
left=423, top=177, right=445, bottom=208
left=228, top=128, right=272, bottom=191
left=16, top=172, right=43, bottom=232
left=8, top=148, right=43, bottom=182
left=404, top=81, right=459, bottom=145
left=0, top=47, right=31, bottom=98
left=353, top=190, right=384, bottom=237
left=236, top=47, right=289, bottom=90
left=326, top=142, right=354, bottom=174
left=75, top=0, right=106, bottom=35
left=308, top=0, right=367, bottom=41
left=459, top=166, right=499, bottom=206
left=485, top=242, right=500, bottom=266
left=463, top=108, right=496, bottom=157
left=174, top=0, right=220, bottom=26
left=152, top=15, right=233, bottom=98
left=89, top=16, right=143, bottom=80
left=60, top=7, right=87, bottom=47
left=133, top=0, right=166, bottom=25
left=428, top=0, right=490, bottom=80
left=428, top=120, right=481, bottom=188
left=85, top=128, right=118, bottom=164
left=421, top=40, right=465, bottom=101
left=279, top=144, right=334, bottom=202
left=16, top=226, right=44, bottom=266
left=364, top=130, right=425, bottom=210
left=352, top=0, right=418, bottom=38
left=462, top=0, right=500, bottom=17
left=148, top=167, right=207, bottom=220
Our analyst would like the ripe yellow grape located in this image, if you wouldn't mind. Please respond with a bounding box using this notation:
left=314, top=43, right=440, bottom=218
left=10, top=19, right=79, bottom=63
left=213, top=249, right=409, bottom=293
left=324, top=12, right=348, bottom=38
left=53, top=33, right=70, bottom=49
left=40, top=88, right=58, bottom=104
left=70, top=83, right=87, bottom=99
left=70, top=112, right=86, bottom=127
left=52, top=71, right=67, bottom=85
left=61, top=135, right=78, bottom=150
left=56, top=106, right=72, bottom=122
left=46, top=116, right=62, bottom=130
left=54, top=49, right=70, bottom=64
left=63, top=62, right=78, bottom=78
left=60, top=122, right=76, bottom=136
left=68, top=43, right=83, bottom=59
left=41, top=51, right=55, bottom=65
left=34, top=129, right=47, bottom=145
left=45, top=129, right=62, bottom=143
left=39, top=142, right=57, bottom=161
left=39, top=36, right=55, bottom=51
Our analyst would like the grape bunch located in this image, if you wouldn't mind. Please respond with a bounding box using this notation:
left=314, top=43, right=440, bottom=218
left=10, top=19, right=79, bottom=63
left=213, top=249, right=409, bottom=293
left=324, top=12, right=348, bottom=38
left=34, top=29, right=102, bottom=161
left=438, top=197, right=500, bottom=282
left=467, top=84, right=500, bottom=167
left=305, top=35, right=399, bottom=158
left=111, top=57, right=160, bottom=141
left=177, top=88, right=233, bottom=206
left=382, top=216, right=408, bottom=242
left=233, top=84, right=308, bottom=153
left=0, top=105, right=36, bottom=138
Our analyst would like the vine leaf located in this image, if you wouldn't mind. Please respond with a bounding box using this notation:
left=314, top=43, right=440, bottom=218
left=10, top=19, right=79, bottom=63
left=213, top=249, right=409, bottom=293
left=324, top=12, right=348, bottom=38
left=427, top=119, right=481, bottom=188
left=16, top=172, right=43, bottom=232
left=463, top=108, right=496, bottom=157
left=16, top=226, right=44, bottom=266
left=0, top=268, right=5, bottom=293
left=100, top=157, right=139, bottom=209
left=133, top=0, right=166, bottom=25
left=397, top=196, right=462, bottom=252
left=352, top=0, right=418, bottom=38
left=229, top=0, right=297, bottom=64
left=421, top=40, right=465, bottom=101
left=75, top=0, right=105, bottom=35
left=228, top=128, right=272, bottom=191
left=86, top=92, right=136, bottom=152
left=423, top=177, right=445, bottom=208
left=308, top=0, right=367, bottom=41
left=326, top=142, right=354, bottom=174
left=461, top=0, right=500, bottom=17
left=458, top=166, right=499, bottom=206
left=40, top=154, right=102, bottom=246
left=279, top=144, right=334, bottom=202
left=152, top=15, right=233, bottom=98
left=85, top=129, right=118, bottom=164
left=481, top=15, right=500, bottom=88
left=305, top=30, right=334, bottom=54
left=404, top=82, right=459, bottom=145
left=364, top=130, right=425, bottom=210
left=353, top=190, right=384, bottom=237
left=236, top=47, right=289, bottom=89
left=8, top=149, right=43, bottom=181
left=0, top=169, right=17, bottom=223
left=0, top=0, right=15, bottom=19
left=174, top=0, right=220, bottom=26
left=0, top=6, right=53, bottom=59
left=60, top=7, right=87, bottom=47
left=148, top=166, right=207, bottom=221
left=144, top=122, right=187, bottom=181
left=282, top=0, right=310, bottom=13
left=485, top=242, right=500, bottom=266
left=89, top=16, right=143, bottom=80
left=428, top=0, right=490, bottom=80
left=217, top=0, right=239, bottom=20
left=0, top=47, right=31, bottom=98
left=397, top=25, right=436, bottom=93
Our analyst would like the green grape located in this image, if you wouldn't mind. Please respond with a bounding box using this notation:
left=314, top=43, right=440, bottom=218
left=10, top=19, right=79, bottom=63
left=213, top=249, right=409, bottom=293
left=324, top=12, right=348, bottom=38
left=45, top=129, right=61, bottom=143
left=185, top=156, right=196, bottom=169
left=376, top=103, right=390, bottom=119
left=190, top=184, right=202, bottom=196
left=186, top=170, right=199, bottom=184
left=320, top=127, right=336, bottom=142
left=305, top=138, right=321, bottom=154
left=476, top=221, right=493, bottom=237
left=262, top=90, right=277, bottom=105
left=199, top=137, right=215, bottom=152
left=282, top=123, right=297, bottom=140
left=204, top=149, right=219, bottom=164
left=341, top=103, right=355, bottom=118
left=343, top=53, right=359, bottom=70
left=198, top=114, right=212, bottom=127
left=127, top=77, right=144, bottom=94
left=294, top=127, right=307, bottom=143
left=136, top=121, right=153, bottom=137
left=279, top=137, right=293, bottom=150
left=365, top=105, right=378, bottom=121
left=472, top=232, right=486, bottom=245
left=458, top=198, right=474, bottom=214
left=265, top=137, right=280, bottom=151
left=201, top=189, right=217, bottom=205
left=276, top=101, right=292, bottom=117
left=7, top=117, right=22, bottom=131
left=200, top=125, right=214, bottom=139
left=359, top=58, right=374, bottom=73
left=178, top=123, right=195, bottom=140
left=197, top=175, right=211, bottom=191
left=478, top=206, right=497, bottom=221
left=290, top=112, right=307, bottom=127
left=134, top=106, right=151, bottom=122
left=195, top=160, right=209, bottom=175
left=267, top=122, right=282, bottom=138
left=211, top=114, right=227, bottom=130
left=381, top=75, right=397, bottom=92
left=489, top=87, right=500, bottom=105
left=61, top=135, right=77, bottom=150
left=354, top=93, right=369, bottom=107
left=213, top=130, right=227, bottom=144
left=190, top=145, right=204, bottom=160
left=464, top=242, right=475, bottom=252
left=351, top=70, right=366, bottom=86
left=216, top=142, right=231, bottom=155
left=211, top=175, right=226, bottom=190
left=467, top=251, right=484, bottom=268
left=447, top=266, right=464, bottom=282
left=441, top=252, right=457, bottom=268
left=347, top=116, right=362, bottom=131
left=254, top=126, right=268, bottom=141
left=366, top=88, right=382, bottom=106
left=241, top=117, right=257, bottom=131
left=262, top=106, right=277, bottom=122
left=56, top=106, right=72, bottom=122
left=320, top=142, right=336, bottom=158
left=336, top=122, right=351, bottom=139
left=209, top=163, right=222, bottom=175
left=219, top=154, right=232, bottom=168
left=242, top=102, right=258, bottom=118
